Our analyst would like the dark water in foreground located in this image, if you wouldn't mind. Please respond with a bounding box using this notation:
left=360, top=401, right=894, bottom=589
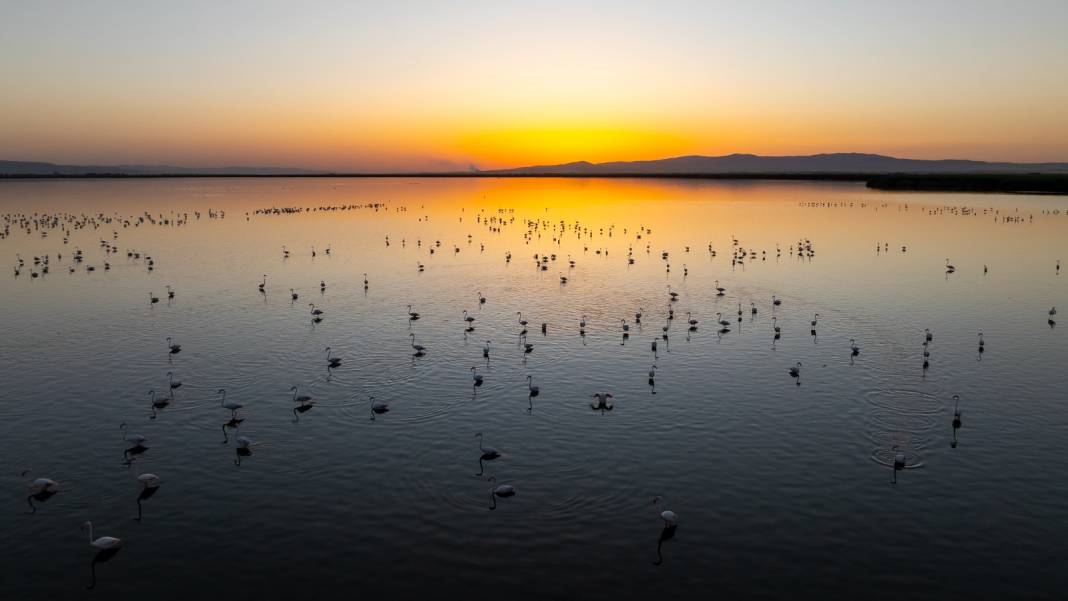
left=2, top=178, right=1066, bottom=599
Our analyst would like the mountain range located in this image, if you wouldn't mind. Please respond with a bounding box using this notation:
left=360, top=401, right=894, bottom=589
left=488, top=153, right=1068, bottom=175
left=2, top=153, right=1067, bottom=176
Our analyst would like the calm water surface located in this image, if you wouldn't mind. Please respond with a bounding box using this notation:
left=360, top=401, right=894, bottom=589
left=2, top=178, right=1066, bottom=599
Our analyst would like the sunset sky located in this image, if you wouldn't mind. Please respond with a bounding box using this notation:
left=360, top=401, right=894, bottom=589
left=2, top=1, right=1067, bottom=171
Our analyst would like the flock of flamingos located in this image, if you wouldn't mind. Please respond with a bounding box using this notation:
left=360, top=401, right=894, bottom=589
left=4, top=200, right=1063, bottom=582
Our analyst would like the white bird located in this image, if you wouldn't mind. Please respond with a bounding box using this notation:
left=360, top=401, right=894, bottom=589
left=475, top=433, right=500, bottom=459
left=772, top=316, right=781, bottom=334
left=517, top=311, right=528, bottom=327
left=652, top=496, right=678, bottom=526
left=409, top=333, right=426, bottom=353
left=772, top=295, right=782, bottom=306
left=648, top=365, right=657, bottom=379
left=471, top=366, right=484, bottom=385
left=945, top=258, right=956, bottom=273
left=167, top=371, right=181, bottom=390
left=488, top=476, right=516, bottom=497
left=527, top=375, right=539, bottom=396
left=369, top=396, right=390, bottom=419
left=309, top=303, right=324, bottom=316
left=82, top=521, right=122, bottom=551
left=22, top=470, right=58, bottom=493
left=165, top=337, right=181, bottom=353
left=810, top=313, right=820, bottom=327
left=290, top=288, right=299, bottom=300
left=788, top=362, right=802, bottom=378
left=850, top=338, right=860, bottom=356
left=325, top=347, right=342, bottom=367
left=407, top=304, right=420, bottom=319
left=258, top=274, right=266, bottom=291
left=236, top=435, right=253, bottom=449
left=1050, top=306, right=1057, bottom=316
left=217, top=388, right=243, bottom=418
left=136, top=473, right=160, bottom=488
left=925, top=328, right=933, bottom=342
left=291, top=385, right=313, bottom=405
left=119, top=423, right=147, bottom=446
left=478, top=291, right=486, bottom=304
left=483, top=340, right=491, bottom=358
left=463, top=310, right=475, bottom=324
left=687, top=312, right=698, bottom=326
left=591, top=392, right=614, bottom=410
left=621, top=319, right=630, bottom=332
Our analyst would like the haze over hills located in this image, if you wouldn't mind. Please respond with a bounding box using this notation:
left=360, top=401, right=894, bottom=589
left=0, top=160, right=322, bottom=176
left=3, top=153, right=1068, bottom=177
left=489, top=153, right=1068, bottom=175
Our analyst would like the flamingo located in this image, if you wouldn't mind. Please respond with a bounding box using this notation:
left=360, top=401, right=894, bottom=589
left=483, top=340, right=491, bottom=358
left=488, top=476, right=516, bottom=497
left=475, top=433, right=500, bottom=459
left=218, top=389, right=243, bottom=418
left=309, top=303, right=324, bottom=316
left=258, top=274, right=266, bottom=291
left=82, top=522, right=122, bottom=551
left=369, top=396, right=390, bottom=419
left=21, top=470, right=58, bottom=493
left=165, top=337, right=181, bottom=354
left=407, top=304, right=420, bottom=319
left=291, top=386, right=312, bottom=405
left=325, top=347, right=342, bottom=367
left=409, top=333, right=426, bottom=354
left=119, top=423, right=147, bottom=447
left=788, top=362, right=802, bottom=378
left=471, top=366, right=484, bottom=386
left=517, top=312, right=528, bottom=327
left=652, top=496, right=679, bottom=526
left=591, top=392, right=614, bottom=410
left=527, top=375, right=540, bottom=396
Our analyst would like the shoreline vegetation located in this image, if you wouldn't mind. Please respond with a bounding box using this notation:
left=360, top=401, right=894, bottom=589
left=2, top=172, right=1067, bottom=194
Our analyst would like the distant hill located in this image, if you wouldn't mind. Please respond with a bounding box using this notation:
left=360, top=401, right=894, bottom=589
left=489, top=153, right=1068, bottom=175
left=0, top=160, right=322, bottom=176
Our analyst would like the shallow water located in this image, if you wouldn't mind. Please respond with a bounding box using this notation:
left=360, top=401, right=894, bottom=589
left=2, top=177, right=1066, bottom=599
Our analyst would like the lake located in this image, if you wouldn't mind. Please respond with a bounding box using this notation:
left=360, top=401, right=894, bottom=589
left=2, top=177, right=1066, bottom=599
